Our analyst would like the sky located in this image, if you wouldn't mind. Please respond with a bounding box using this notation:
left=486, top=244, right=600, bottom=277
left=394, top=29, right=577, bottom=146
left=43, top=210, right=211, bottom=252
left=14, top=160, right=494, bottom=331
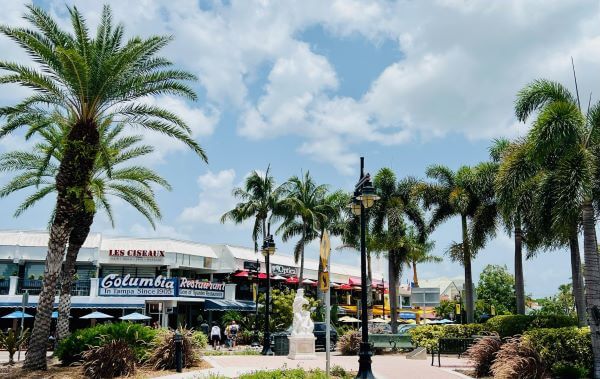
left=1, top=0, right=600, bottom=297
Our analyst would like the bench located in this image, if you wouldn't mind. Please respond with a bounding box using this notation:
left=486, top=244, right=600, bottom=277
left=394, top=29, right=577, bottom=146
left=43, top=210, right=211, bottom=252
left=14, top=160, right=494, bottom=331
left=431, top=337, right=475, bottom=366
left=368, top=334, right=413, bottom=352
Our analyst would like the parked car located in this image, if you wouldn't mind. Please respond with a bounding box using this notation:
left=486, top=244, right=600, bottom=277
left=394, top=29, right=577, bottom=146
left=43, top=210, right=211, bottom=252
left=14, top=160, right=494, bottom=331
left=271, top=322, right=338, bottom=351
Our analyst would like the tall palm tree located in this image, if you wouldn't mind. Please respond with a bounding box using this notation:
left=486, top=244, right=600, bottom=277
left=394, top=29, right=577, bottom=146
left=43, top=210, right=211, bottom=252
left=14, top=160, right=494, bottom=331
left=277, top=171, right=329, bottom=283
left=0, top=5, right=205, bottom=369
left=0, top=121, right=170, bottom=340
left=418, top=165, right=482, bottom=323
left=403, top=228, right=440, bottom=288
left=371, top=169, right=425, bottom=333
left=221, top=166, right=283, bottom=250
left=515, top=79, right=600, bottom=374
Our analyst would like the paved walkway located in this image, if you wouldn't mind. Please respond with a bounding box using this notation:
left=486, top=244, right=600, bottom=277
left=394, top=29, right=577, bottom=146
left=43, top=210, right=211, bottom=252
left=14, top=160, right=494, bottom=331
left=158, top=352, right=472, bottom=379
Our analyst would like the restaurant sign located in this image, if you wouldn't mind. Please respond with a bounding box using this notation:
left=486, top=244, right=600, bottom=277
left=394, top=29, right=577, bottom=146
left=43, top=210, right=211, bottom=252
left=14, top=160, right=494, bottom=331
left=106, top=249, right=166, bottom=262
left=99, top=274, right=176, bottom=297
left=271, top=264, right=297, bottom=277
left=178, top=278, right=225, bottom=299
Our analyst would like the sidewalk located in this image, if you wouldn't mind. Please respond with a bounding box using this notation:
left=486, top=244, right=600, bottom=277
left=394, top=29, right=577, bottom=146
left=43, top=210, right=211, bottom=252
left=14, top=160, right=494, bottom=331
left=157, top=352, right=472, bottom=379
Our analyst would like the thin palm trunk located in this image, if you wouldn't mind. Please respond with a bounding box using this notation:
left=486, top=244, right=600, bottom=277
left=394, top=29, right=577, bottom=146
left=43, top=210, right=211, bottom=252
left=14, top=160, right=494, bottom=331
left=366, top=249, right=373, bottom=319
left=569, top=231, right=587, bottom=327
left=514, top=224, right=525, bottom=315
left=412, top=260, right=419, bottom=288
left=461, top=214, right=474, bottom=324
left=388, top=251, right=400, bottom=333
left=25, top=121, right=100, bottom=370
left=582, top=200, right=600, bottom=378
left=57, top=208, right=94, bottom=340
left=299, top=222, right=306, bottom=283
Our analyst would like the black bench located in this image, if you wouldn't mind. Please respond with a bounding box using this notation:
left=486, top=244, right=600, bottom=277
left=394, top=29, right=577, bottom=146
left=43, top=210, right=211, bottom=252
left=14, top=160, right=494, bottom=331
left=431, top=337, right=475, bottom=366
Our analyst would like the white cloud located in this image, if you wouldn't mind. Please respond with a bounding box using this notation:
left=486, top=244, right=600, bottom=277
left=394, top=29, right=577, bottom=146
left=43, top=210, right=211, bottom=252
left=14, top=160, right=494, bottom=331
left=179, top=169, right=237, bottom=224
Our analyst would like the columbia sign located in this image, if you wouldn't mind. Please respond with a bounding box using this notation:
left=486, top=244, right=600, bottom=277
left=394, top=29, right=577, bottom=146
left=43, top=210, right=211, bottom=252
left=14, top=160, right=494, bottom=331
left=99, top=274, right=176, bottom=297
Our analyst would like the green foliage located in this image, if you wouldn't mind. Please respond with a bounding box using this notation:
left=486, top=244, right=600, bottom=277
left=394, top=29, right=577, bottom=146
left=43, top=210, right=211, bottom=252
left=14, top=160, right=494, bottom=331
left=532, top=283, right=576, bottom=318
left=55, top=322, right=157, bottom=364
left=523, top=327, right=592, bottom=379
left=192, top=331, right=208, bottom=349
left=434, top=300, right=458, bottom=319
left=146, top=327, right=200, bottom=370
left=0, top=328, right=29, bottom=364
left=256, top=289, right=318, bottom=331
left=238, top=368, right=351, bottom=379
left=82, top=338, right=137, bottom=379
left=409, top=324, right=486, bottom=352
left=476, top=264, right=516, bottom=314
left=337, top=330, right=361, bottom=356
left=484, top=314, right=577, bottom=338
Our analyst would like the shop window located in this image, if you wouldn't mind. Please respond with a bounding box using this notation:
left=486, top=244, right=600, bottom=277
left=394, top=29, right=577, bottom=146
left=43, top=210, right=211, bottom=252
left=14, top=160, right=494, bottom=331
left=75, top=265, right=96, bottom=280
left=24, top=263, right=45, bottom=279
left=0, top=262, right=17, bottom=279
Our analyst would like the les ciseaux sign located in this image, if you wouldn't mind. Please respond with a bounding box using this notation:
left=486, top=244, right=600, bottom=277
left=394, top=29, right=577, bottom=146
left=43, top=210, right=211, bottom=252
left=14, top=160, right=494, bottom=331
left=107, top=249, right=166, bottom=262
left=99, top=274, right=225, bottom=299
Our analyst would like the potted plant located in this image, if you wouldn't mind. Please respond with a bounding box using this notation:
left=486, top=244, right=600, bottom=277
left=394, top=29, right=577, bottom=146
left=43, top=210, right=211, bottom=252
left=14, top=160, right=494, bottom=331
left=37, top=275, right=44, bottom=280
left=28, top=274, right=35, bottom=280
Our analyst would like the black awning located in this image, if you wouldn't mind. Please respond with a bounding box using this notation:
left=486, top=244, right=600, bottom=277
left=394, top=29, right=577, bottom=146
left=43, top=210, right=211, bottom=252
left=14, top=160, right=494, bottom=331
left=204, top=299, right=256, bottom=312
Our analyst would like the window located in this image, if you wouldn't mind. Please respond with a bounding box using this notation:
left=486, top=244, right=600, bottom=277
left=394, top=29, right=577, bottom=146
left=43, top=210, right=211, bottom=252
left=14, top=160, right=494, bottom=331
left=25, top=263, right=45, bottom=279
left=0, top=262, right=16, bottom=278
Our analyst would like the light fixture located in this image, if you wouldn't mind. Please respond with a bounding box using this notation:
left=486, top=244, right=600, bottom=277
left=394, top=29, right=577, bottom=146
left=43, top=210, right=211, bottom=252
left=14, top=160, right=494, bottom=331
left=357, top=179, right=380, bottom=209
left=348, top=192, right=362, bottom=216
left=262, top=235, right=276, bottom=256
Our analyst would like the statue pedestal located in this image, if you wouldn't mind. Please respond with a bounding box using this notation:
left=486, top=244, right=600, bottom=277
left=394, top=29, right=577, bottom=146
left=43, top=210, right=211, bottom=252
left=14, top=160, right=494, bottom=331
left=287, top=335, right=316, bottom=360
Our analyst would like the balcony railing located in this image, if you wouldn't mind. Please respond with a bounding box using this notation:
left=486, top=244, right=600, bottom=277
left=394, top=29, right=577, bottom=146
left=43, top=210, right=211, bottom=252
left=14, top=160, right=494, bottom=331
left=0, top=279, right=9, bottom=295
left=16, top=279, right=91, bottom=296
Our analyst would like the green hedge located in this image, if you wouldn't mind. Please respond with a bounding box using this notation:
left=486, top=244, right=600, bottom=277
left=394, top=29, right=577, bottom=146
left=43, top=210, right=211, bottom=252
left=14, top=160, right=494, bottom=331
left=55, top=322, right=158, bottom=364
left=409, top=324, right=486, bottom=352
left=238, top=368, right=352, bottom=379
left=523, top=327, right=592, bottom=379
left=484, top=314, right=577, bottom=337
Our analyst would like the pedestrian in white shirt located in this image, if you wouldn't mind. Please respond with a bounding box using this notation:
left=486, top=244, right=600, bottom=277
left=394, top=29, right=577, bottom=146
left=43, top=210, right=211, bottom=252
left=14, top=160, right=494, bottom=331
left=210, top=322, right=221, bottom=349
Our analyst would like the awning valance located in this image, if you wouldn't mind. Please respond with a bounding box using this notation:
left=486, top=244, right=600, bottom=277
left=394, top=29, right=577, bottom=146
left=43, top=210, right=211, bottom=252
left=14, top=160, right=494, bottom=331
left=204, top=299, right=256, bottom=312
left=0, top=302, right=144, bottom=309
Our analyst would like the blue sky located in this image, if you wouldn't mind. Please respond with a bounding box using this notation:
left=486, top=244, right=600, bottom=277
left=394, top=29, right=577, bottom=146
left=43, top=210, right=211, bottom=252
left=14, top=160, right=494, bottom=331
left=1, top=0, right=600, bottom=297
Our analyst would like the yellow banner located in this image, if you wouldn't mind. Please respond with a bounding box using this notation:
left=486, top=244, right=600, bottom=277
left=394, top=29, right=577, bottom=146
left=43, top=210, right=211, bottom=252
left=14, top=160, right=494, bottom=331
left=319, top=231, right=331, bottom=292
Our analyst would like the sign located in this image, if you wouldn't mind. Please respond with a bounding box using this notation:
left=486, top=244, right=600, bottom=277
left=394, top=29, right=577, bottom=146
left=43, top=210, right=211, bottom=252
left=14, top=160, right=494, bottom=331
left=455, top=303, right=461, bottom=315
left=99, top=274, right=176, bottom=297
left=410, top=287, right=440, bottom=307
left=178, top=278, right=225, bottom=299
left=106, top=249, right=165, bottom=263
left=319, top=231, right=331, bottom=292
left=244, top=260, right=260, bottom=272
left=490, top=305, right=496, bottom=316
left=271, top=264, right=297, bottom=277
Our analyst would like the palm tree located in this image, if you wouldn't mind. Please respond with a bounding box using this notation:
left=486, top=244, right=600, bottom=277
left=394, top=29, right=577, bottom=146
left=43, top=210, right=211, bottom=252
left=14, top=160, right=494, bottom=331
left=515, top=79, right=600, bottom=374
left=0, top=5, right=205, bottom=369
left=404, top=228, right=440, bottom=288
left=277, top=171, right=329, bottom=283
left=0, top=121, right=170, bottom=340
left=221, top=166, right=283, bottom=250
left=418, top=165, right=483, bottom=323
left=371, top=169, right=425, bottom=333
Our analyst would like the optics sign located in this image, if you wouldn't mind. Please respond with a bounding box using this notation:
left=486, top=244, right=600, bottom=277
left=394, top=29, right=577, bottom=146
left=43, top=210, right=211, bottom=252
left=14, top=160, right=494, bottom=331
left=99, top=274, right=176, bottom=297
left=178, top=278, right=225, bottom=299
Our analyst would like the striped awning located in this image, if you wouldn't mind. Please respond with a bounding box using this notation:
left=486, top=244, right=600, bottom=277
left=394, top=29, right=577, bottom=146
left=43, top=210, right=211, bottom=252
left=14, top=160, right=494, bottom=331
left=204, top=299, right=256, bottom=312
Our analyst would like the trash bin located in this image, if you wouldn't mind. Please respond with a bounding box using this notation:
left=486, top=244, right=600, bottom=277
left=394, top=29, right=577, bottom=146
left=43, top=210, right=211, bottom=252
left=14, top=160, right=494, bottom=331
left=273, top=334, right=289, bottom=356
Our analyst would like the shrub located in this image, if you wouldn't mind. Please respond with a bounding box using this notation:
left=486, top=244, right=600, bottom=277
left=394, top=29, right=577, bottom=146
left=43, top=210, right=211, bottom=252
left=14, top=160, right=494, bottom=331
left=466, top=337, right=502, bottom=378
left=523, top=327, right=592, bottom=379
left=0, top=328, right=29, bottom=365
left=238, top=368, right=336, bottom=378
left=484, top=314, right=578, bottom=338
left=146, top=327, right=200, bottom=370
left=235, top=329, right=263, bottom=345
left=56, top=322, right=157, bottom=364
left=192, top=330, right=208, bottom=349
left=409, top=324, right=486, bottom=352
left=490, top=336, right=546, bottom=379
left=337, top=330, right=361, bottom=355
left=330, top=365, right=353, bottom=379
left=82, top=339, right=137, bottom=379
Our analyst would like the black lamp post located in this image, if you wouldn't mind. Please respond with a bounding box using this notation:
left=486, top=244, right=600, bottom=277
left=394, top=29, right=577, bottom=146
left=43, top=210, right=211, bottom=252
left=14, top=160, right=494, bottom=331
left=261, top=231, right=276, bottom=356
left=349, top=157, right=380, bottom=379
left=251, top=258, right=260, bottom=347
left=379, top=276, right=385, bottom=320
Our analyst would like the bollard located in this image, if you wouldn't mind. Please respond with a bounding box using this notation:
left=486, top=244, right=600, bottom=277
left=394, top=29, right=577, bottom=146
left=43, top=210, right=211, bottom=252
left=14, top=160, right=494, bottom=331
left=174, top=330, right=183, bottom=373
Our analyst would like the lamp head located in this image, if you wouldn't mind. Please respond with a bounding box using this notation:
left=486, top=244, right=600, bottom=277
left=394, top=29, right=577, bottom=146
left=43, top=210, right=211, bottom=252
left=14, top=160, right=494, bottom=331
left=261, top=235, right=276, bottom=256
left=348, top=190, right=362, bottom=216
left=357, top=178, right=380, bottom=209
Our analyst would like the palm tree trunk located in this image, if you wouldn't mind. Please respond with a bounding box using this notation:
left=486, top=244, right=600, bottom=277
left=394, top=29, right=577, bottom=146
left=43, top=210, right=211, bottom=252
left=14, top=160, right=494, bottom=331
left=57, top=207, right=94, bottom=340
left=366, top=249, right=373, bottom=320
left=461, top=214, right=474, bottom=324
left=569, top=231, right=587, bottom=327
left=317, top=247, right=324, bottom=302
left=299, top=223, right=306, bottom=284
left=582, top=199, right=600, bottom=378
left=514, top=224, right=525, bottom=315
left=412, top=260, right=419, bottom=288
left=388, top=250, right=400, bottom=333
left=24, top=120, right=100, bottom=370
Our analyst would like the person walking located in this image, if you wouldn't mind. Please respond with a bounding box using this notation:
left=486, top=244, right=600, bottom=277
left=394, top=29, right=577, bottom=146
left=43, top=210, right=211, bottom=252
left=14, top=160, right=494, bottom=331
left=229, top=320, right=239, bottom=349
left=210, top=322, right=221, bottom=350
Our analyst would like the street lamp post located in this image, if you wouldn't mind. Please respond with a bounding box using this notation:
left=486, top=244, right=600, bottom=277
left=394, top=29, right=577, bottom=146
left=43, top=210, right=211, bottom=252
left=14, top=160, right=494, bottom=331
left=380, top=276, right=385, bottom=320
left=349, top=157, right=380, bottom=379
left=261, top=230, right=276, bottom=356
left=251, top=258, right=260, bottom=347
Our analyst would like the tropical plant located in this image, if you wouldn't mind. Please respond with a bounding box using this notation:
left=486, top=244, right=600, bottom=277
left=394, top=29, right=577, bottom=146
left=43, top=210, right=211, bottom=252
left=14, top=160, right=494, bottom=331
left=82, top=338, right=137, bottom=379
left=434, top=300, right=458, bottom=319
left=0, top=122, right=170, bottom=340
left=404, top=228, right=440, bottom=288
left=277, top=171, right=330, bottom=282
left=0, top=5, right=206, bottom=369
left=515, top=78, right=600, bottom=374
left=534, top=283, right=577, bottom=318
left=466, top=336, right=503, bottom=378
left=221, top=166, right=283, bottom=251
left=476, top=264, right=516, bottom=315
left=418, top=163, right=496, bottom=324
left=370, top=169, right=426, bottom=333
left=0, top=328, right=30, bottom=365
left=337, top=330, right=361, bottom=356
left=490, top=336, right=547, bottom=379
left=409, top=324, right=486, bottom=352
left=255, top=289, right=318, bottom=332
left=192, top=331, right=208, bottom=349
left=146, top=327, right=200, bottom=370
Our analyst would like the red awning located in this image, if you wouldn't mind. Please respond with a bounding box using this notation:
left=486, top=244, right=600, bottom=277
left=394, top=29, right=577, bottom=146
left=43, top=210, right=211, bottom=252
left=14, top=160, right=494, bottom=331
left=258, top=273, right=267, bottom=279
left=285, top=276, right=299, bottom=284
left=337, top=284, right=353, bottom=290
left=234, top=270, right=249, bottom=277
left=348, top=277, right=361, bottom=285
left=371, top=279, right=389, bottom=289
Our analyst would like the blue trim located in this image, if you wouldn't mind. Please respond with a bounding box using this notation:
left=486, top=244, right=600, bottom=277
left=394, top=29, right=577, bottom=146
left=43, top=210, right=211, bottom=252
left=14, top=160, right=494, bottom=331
left=0, top=302, right=144, bottom=309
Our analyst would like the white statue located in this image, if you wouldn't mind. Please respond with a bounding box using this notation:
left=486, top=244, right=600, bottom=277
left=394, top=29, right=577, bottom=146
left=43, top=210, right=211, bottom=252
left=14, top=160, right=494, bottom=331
left=291, top=289, right=314, bottom=336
